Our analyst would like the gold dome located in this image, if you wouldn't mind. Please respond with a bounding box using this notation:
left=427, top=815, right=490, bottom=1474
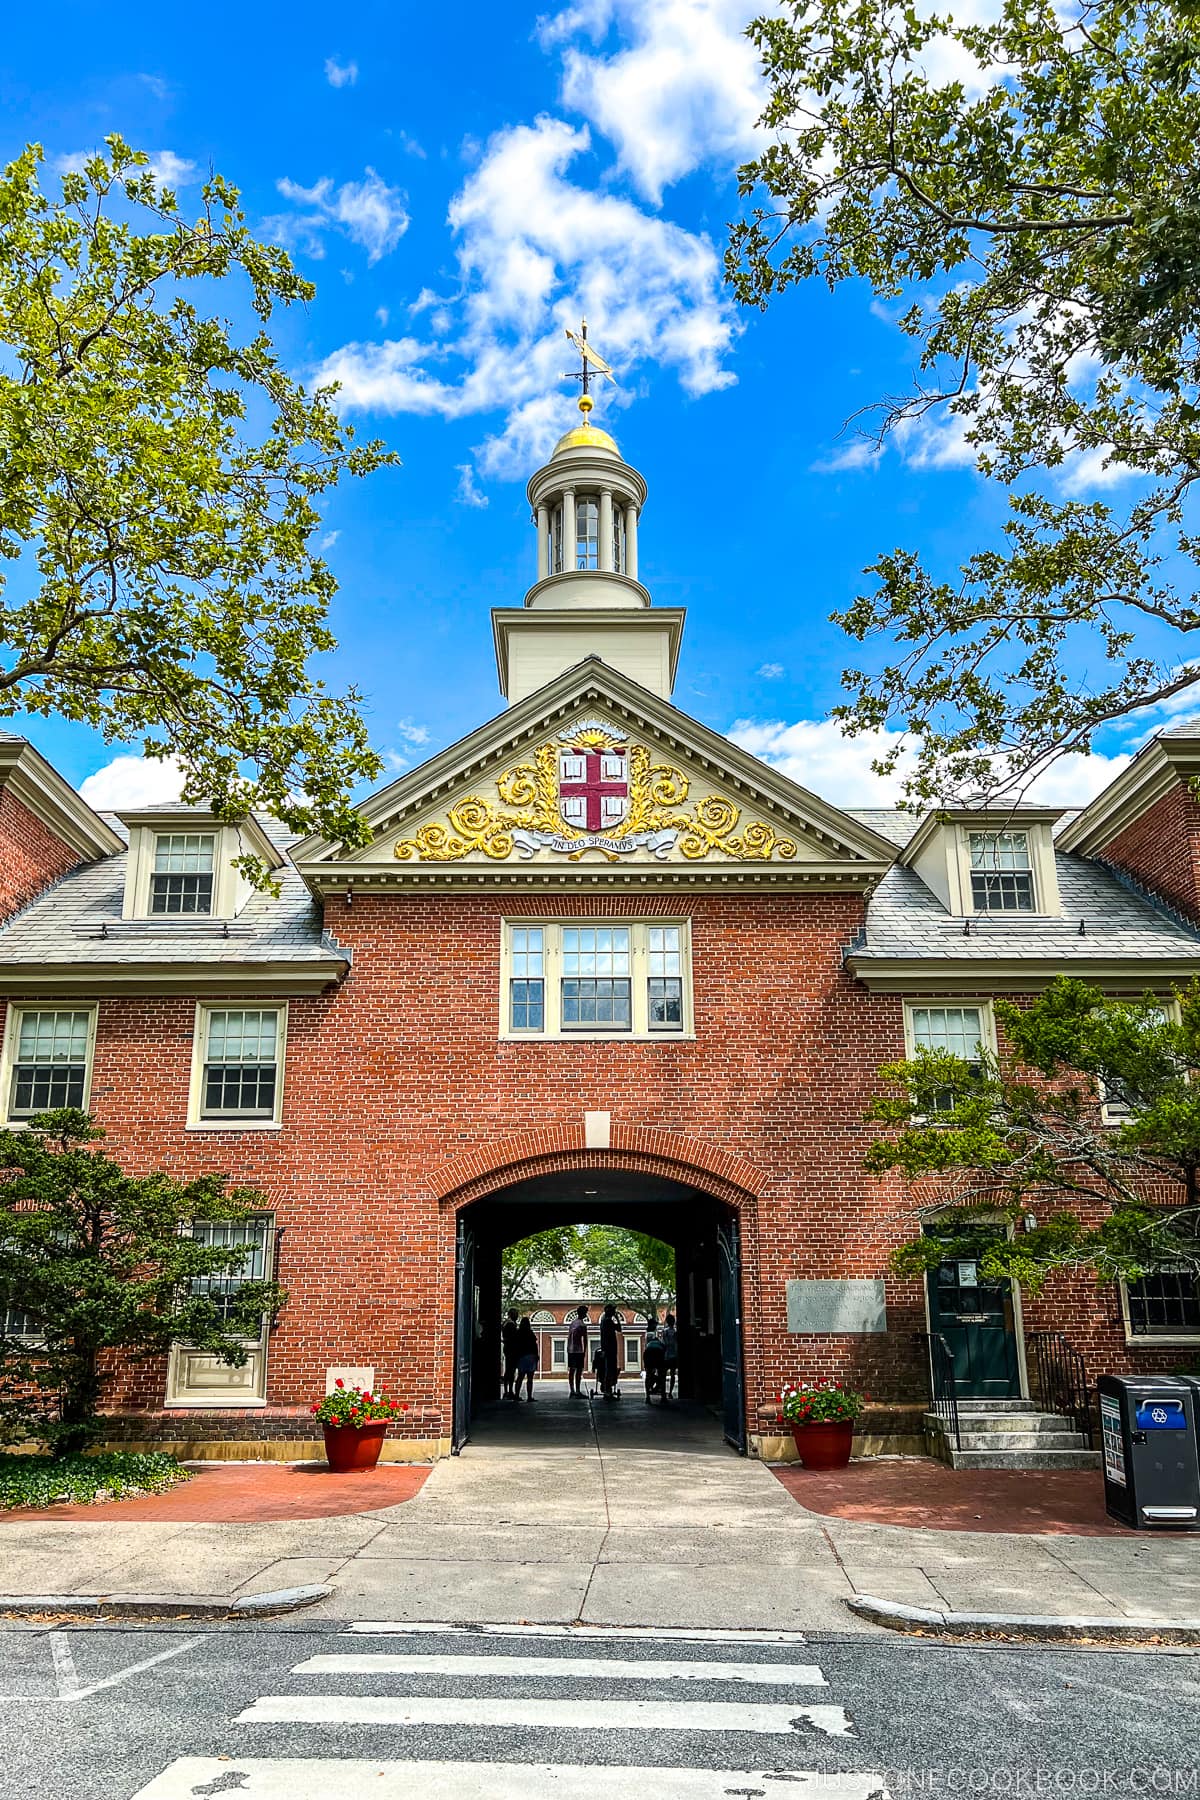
left=551, top=421, right=620, bottom=458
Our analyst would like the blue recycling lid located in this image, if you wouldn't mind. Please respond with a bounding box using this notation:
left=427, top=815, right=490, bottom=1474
left=1135, top=1400, right=1187, bottom=1431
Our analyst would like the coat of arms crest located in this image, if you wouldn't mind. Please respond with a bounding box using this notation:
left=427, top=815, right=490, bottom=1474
left=557, top=747, right=629, bottom=833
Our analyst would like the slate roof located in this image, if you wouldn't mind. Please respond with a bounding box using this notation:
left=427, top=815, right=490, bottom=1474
left=843, top=808, right=920, bottom=850
left=0, top=829, right=341, bottom=973
left=851, top=851, right=1200, bottom=969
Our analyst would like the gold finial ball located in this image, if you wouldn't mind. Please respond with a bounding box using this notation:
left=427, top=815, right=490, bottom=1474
left=578, top=394, right=594, bottom=416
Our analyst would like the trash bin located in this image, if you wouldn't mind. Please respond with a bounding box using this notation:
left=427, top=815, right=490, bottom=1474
left=1098, top=1375, right=1200, bottom=1529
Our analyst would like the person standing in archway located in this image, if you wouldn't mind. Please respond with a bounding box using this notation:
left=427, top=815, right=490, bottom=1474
left=514, top=1315, right=539, bottom=1402
left=599, top=1304, right=620, bottom=1401
left=566, top=1305, right=589, bottom=1397
left=501, top=1308, right=520, bottom=1400
left=662, top=1311, right=679, bottom=1398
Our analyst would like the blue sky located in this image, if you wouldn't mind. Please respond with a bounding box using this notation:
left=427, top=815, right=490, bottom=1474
left=0, top=0, right=1160, bottom=812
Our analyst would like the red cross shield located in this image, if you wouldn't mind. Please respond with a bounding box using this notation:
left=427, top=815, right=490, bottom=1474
left=557, top=747, right=629, bottom=833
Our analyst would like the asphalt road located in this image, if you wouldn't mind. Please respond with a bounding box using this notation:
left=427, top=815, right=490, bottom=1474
left=1, top=1621, right=1197, bottom=1799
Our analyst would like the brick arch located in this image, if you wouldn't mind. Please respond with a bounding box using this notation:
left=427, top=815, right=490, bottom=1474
left=431, top=1126, right=765, bottom=1213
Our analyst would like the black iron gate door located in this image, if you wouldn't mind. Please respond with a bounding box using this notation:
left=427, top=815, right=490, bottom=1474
left=716, top=1215, right=747, bottom=1452
left=453, top=1214, right=475, bottom=1453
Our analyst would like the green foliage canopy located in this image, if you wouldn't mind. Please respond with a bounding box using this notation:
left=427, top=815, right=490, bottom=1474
left=573, top=1226, right=676, bottom=1322
left=0, top=1109, right=285, bottom=1454
left=0, top=137, right=396, bottom=865
left=865, top=977, right=1200, bottom=1288
left=500, top=1227, right=582, bottom=1310
left=730, top=0, right=1200, bottom=803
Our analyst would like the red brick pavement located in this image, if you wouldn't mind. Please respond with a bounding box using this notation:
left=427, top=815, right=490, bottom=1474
left=773, top=1457, right=1176, bottom=1537
left=1, top=1461, right=429, bottom=1524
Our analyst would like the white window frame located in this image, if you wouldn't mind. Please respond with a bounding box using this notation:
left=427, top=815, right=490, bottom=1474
left=550, top=1335, right=568, bottom=1369
left=1099, top=1000, right=1178, bottom=1126
left=187, top=1003, right=287, bottom=1130
left=624, top=1335, right=641, bottom=1371
left=952, top=822, right=1061, bottom=918
left=499, top=919, right=694, bottom=1041
left=1119, top=1262, right=1200, bottom=1347
left=903, top=1000, right=996, bottom=1062
left=0, top=1004, right=98, bottom=1127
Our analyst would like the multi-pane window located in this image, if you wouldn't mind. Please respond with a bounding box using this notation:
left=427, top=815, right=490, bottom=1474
left=968, top=831, right=1034, bottom=912
left=199, top=1008, right=282, bottom=1121
left=562, top=926, right=632, bottom=1030
left=908, top=1005, right=987, bottom=1113
left=7, top=1009, right=92, bottom=1120
left=509, top=928, right=545, bottom=1031
left=1, top=1301, right=42, bottom=1340
left=612, top=510, right=626, bottom=573
left=150, top=833, right=216, bottom=916
left=624, top=1335, right=641, bottom=1370
left=576, top=495, right=599, bottom=570
left=186, top=1214, right=274, bottom=1325
left=1126, top=1267, right=1200, bottom=1338
left=1100, top=1004, right=1168, bottom=1124
left=504, top=922, right=690, bottom=1037
left=648, top=926, right=683, bottom=1031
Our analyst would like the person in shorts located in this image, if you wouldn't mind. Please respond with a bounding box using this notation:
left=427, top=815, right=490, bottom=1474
left=566, top=1305, right=589, bottom=1397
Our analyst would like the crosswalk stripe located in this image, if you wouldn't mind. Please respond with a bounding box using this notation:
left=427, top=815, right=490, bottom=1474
left=133, top=1759, right=889, bottom=1799
left=236, top=1694, right=855, bottom=1734
left=346, top=1621, right=811, bottom=1644
left=293, top=1653, right=828, bottom=1685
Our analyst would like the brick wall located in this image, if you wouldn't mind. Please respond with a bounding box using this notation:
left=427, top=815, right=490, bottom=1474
left=8, top=885, right=1187, bottom=1438
left=0, top=788, right=83, bottom=923
left=1101, top=779, right=1200, bottom=922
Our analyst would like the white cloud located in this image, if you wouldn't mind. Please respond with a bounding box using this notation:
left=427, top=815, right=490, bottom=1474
left=730, top=717, right=1132, bottom=809
left=271, top=169, right=409, bottom=264
left=79, top=754, right=185, bottom=810
left=320, top=529, right=341, bottom=550
left=54, top=148, right=197, bottom=187
left=325, top=57, right=358, bottom=88
left=550, top=0, right=768, bottom=205
left=812, top=437, right=885, bottom=474
left=455, top=464, right=489, bottom=508
left=757, top=662, right=785, bottom=679
left=395, top=719, right=431, bottom=747
left=138, top=74, right=171, bottom=101
left=316, top=116, right=737, bottom=474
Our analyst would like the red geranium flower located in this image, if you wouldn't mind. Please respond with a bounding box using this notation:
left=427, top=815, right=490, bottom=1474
left=335, top=1378, right=344, bottom=1389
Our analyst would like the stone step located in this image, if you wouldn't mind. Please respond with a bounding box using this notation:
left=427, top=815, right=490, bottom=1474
left=925, top=1411, right=1077, bottom=1435
left=952, top=1430, right=1090, bottom=1451
left=948, top=1399, right=1037, bottom=1412
left=944, top=1447, right=1102, bottom=1471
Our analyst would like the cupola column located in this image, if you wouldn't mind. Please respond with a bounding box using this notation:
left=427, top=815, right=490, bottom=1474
left=563, top=487, right=576, bottom=574
left=624, top=502, right=639, bottom=581
left=536, top=504, right=549, bottom=580
left=599, top=488, right=614, bottom=573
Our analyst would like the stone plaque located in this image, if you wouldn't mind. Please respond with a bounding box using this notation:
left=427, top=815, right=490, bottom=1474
left=786, top=1279, right=887, bottom=1336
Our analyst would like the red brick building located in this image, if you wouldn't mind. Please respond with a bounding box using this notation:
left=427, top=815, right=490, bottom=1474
left=2, top=414, right=1198, bottom=1464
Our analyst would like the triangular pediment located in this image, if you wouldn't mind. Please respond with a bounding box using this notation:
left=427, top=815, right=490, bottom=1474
left=292, top=661, right=896, bottom=891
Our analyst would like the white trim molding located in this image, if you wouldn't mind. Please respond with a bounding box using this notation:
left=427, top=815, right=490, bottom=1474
left=0, top=1001, right=98, bottom=1126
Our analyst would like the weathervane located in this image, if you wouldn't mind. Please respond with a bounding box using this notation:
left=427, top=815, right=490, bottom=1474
left=562, top=317, right=615, bottom=419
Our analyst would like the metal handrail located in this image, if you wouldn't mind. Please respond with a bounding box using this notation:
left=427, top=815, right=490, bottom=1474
left=1027, top=1330, right=1094, bottom=1446
left=915, top=1329, right=961, bottom=1451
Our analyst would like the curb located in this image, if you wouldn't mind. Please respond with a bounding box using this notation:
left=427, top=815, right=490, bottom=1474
left=847, top=1594, right=1200, bottom=1644
left=0, top=1583, right=332, bottom=1622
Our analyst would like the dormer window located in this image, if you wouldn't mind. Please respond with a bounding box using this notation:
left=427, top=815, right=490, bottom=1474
left=149, top=833, right=216, bottom=916
left=967, top=831, right=1035, bottom=912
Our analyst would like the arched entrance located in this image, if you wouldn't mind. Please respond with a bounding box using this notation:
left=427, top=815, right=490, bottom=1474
left=441, top=1146, right=757, bottom=1455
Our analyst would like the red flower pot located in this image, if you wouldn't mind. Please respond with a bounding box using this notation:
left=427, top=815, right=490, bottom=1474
left=789, top=1419, right=854, bottom=1470
left=322, top=1422, right=388, bottom=1472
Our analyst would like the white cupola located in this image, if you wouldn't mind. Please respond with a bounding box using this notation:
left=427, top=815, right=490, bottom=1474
left=492, top=394, right=685, bottom=705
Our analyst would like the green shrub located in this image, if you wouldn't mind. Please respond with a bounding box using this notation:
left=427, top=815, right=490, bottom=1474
left=0, top=1451, right=188, bottom=1511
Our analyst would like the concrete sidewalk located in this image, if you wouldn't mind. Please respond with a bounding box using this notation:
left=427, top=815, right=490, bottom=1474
left=2, top=1395, right=1197, bottom=1631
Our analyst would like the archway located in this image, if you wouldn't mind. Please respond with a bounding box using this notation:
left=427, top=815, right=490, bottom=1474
left=442, top=1151, right=756, bottom=1455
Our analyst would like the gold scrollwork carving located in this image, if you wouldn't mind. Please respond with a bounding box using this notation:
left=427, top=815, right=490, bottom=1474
left=392, top=724, right=798, bottom=863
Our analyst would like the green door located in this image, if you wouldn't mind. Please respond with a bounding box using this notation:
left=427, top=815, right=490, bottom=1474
left=927, top=1255, right=1021, bottom=1398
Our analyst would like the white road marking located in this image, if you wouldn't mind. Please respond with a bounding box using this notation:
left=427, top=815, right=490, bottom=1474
left=236, top=1695, right=855, bottom=1735
left=60, top=1634, right=204, bottom=1704
left=294, top=1652, right=828, bottom=1685
left=49, top=1633, right=80, bottom=1700
left=347, top=1621, right=811, bottom=1644
left=132, top=1759, right=887, bottom=1798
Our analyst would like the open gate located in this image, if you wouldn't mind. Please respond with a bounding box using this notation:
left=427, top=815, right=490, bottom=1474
left=716, top=1214, right=746, bottom=1453
left=453, top=1214, right=475, bottom=1453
